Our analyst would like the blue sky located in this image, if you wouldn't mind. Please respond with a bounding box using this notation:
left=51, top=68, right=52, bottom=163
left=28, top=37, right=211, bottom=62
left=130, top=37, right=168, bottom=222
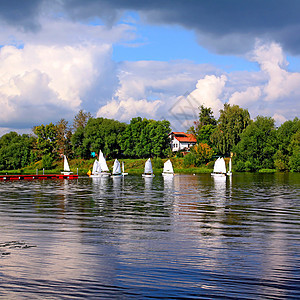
left=0, top=0, right=299, bottom=134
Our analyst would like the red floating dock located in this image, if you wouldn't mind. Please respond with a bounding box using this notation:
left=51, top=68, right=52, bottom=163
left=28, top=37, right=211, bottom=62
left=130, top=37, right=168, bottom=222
left=0, top=174, right=78, bottom=181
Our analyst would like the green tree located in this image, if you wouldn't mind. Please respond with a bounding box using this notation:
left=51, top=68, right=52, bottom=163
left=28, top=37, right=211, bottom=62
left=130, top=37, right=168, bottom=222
left=71, top=110, right=92, bottom=158
left=184, top=143, right=214, bottom=167
left=0, top=132, right=36, bottom=170
left=188, top=105, right=217, bottom=146
left=288, top=130, right=300, bottom=172
left=274, top=118, right=300, bottom=171
left=56, top=119, right=72, bottom=156
left=233, top=116, right=277, bottom=171
left=120, top=117, right=171, bottom=158
left=211, top=103, right=251, bottom=155
left=72, top=109, right=91, bottom=131
left=82, top=117, right=127, bottom=158
left=33, top=123, right=58, bottom=160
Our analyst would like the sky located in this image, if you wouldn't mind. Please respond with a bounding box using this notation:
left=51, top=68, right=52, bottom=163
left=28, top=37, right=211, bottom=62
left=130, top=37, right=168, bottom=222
left=0, top=0, right=299, bottom=134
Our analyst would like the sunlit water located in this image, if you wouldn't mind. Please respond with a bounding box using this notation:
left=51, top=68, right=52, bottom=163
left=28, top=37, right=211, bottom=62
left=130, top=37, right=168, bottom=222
left=0, top=173, right=299, bottom=299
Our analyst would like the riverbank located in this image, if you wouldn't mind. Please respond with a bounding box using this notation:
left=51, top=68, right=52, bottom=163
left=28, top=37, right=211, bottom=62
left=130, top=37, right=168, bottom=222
left=0, top=157, right=213, bottom=176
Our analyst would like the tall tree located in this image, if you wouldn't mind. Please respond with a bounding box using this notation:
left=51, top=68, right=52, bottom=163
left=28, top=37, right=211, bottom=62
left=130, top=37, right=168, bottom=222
left=72, top=110, right=91, bottom=132
left=274, top=117, right=300, bottom=171
left=188, top=105, right=217, bottom=146
left=56, top=119, right=72, bottom=156
left=233, top=116, right=277, bottom=171
left=33, top=123, right=58, bottom=159
left=211, top=103, right=251, bottom=155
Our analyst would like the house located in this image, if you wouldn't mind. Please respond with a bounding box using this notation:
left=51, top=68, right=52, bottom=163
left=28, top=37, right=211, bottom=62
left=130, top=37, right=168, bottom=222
left=169, top=132, right=197, bottom=152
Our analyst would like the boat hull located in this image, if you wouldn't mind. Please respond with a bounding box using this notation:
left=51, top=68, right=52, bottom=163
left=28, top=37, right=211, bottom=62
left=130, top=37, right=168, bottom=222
left=142, top=174, right=155, bottom=178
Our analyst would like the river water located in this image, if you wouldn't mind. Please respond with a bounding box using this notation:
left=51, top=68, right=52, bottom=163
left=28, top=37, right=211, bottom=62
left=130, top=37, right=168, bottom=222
left=0, top=173, right=299, bottom=299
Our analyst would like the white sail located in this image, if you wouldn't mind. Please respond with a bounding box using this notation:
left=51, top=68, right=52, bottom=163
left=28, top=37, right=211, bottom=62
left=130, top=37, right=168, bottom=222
left=112, top=159, right=122, bottom=175
left=213, top=158, right=220, bottom=173
left=63, top=155, right=70, bottom=172
left=163, top=159, right=174, bottom=174
left=219, top=158, right=226, bottom=173
left=122, top=161, right=128, bottom=176
left=144, top=158, right=153, bottom=174
left=99, top=150, right=109, bottom=172
left=212, top=157, right=226, bottom=174
left=92, top=160, right=99, bottom=174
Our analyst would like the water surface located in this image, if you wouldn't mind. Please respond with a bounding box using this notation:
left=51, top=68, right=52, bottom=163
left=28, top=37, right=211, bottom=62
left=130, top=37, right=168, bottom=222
left=0, top=173, right=299, bottom=299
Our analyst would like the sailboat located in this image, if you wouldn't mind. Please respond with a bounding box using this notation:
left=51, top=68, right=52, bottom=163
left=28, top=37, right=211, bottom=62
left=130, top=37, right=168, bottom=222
left=211, top=157, right=226, bottom=176
left=90, top=159, right=102, bottom=177
left=227, top=158, right=232, bottom=176
left=112, top=159, right=122, bottom=177
left=98, top=150, right=111, bottom=177
left=61, top=155, right=73, bottom=175
left=162, top=159, right=174, bottom=177
left=122, top=161, right=128, bottom=176
left=142, top=158, right=155, bottom=178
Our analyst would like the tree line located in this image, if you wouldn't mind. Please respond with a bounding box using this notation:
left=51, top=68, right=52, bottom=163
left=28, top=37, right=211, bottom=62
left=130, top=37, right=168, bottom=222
left=0, top=105, right=299, bottom=172
left=187, top=104, right=299, bottom=172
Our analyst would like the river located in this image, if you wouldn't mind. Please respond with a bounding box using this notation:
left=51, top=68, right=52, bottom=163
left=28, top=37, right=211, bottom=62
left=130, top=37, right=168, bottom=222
left=0, top=173, right=299, bottom=299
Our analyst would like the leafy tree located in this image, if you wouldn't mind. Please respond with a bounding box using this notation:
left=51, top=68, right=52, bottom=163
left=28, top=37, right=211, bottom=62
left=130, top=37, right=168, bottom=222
left=211, top=103, right=251, bottom=155
left=233, top=116, right=277, bottom=171
left=72, top=109, right=91, bottom=131
left=0, top=132, right=36, bottom=170
left=120, top=117, right=171, bottom=158
left=33, top=123, right=58, bottom=160
left=274, top=118, right=300, bottom=171
left=184, top=143, right=214, bottom=167
left=71, top=111, right=92, bottom=158
left=188, top=105, right=216, bottom=146
left=82, top=117, right=127, bottom=158
left=288, top=130, right=300, bottom=172
left=56, top=119, right=72, bottom=156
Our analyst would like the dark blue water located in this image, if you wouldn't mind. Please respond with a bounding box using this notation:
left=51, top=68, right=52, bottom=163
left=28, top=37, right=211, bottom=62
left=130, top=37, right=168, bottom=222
left=0, top=173, right=299, bottom=299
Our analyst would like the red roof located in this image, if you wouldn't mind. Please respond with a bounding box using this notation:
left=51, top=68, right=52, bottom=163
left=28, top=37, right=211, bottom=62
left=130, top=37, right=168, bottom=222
left=171, top=132, right=197, bottom=143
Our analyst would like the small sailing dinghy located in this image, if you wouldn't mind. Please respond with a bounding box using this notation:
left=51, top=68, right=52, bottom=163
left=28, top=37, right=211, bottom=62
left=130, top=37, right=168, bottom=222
left=61, top=155, right=73, bottom=175
left=142, top=158, right=155, bottom=178
left=122, top=161, right=128, bottom=176
left=98, top=150, right=111, bottom=177
left=162, top=159, right=174, bottom=177
left=90, top=159, right=102, bottom=177
left=112, top=159, right=122, bottom=177
left=211, top=157, right=226, bottom=177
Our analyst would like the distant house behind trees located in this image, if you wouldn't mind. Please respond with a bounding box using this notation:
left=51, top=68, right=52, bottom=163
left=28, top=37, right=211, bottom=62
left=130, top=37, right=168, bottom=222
left=169, top=132, right=197, bottom=152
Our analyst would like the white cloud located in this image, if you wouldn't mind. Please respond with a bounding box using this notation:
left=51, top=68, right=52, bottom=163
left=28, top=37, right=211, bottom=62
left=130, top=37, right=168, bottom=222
left=0, top=43, right=113, bottom=128
left=97, top=97, right=162, bottom=121
left=252, top=42, right=300, bottom=101
left=229, top=86, right=262, bottom=106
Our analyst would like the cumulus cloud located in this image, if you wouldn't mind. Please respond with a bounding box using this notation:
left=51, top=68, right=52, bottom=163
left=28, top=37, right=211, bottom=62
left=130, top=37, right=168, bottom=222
left=252, top=42, right=300, bottom=101
left=0, top=42, right=115, bottom=128
left=97, top=97, right=162, bottom=121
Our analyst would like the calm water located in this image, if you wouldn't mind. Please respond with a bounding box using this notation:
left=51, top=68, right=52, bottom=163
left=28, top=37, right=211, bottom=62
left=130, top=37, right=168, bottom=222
left=0, top=173, right=299, bottom=299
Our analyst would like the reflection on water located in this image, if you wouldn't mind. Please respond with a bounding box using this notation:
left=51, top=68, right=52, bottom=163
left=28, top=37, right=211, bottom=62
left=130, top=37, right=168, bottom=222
left=0, top=173, right=299, bottom=299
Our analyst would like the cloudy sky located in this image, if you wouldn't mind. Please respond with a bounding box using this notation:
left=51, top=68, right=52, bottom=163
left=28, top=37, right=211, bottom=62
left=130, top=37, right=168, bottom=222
left=0, top=0, right=299, bottom=134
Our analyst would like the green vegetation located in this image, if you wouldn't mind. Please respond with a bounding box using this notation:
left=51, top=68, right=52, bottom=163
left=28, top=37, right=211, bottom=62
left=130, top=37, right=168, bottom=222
left=0, top=105, right=299, bottom=174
